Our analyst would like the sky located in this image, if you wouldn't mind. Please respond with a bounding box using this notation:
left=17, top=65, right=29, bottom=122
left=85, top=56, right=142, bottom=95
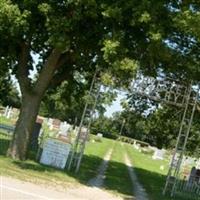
left=105, top=92, right=125, bottom=117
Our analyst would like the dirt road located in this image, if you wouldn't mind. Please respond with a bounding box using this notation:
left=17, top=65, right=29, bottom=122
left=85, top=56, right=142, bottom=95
left=0, top=176, right=122, bottom=200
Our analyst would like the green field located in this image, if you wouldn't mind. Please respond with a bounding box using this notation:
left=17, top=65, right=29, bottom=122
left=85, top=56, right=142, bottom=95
left=0, top=131, right=197, bottom=200
left=0, top=132, right=112, bottom=187
left=105, top=142, right=133, bottom=199
left=125, top=143, right=196, bottom=200
left=0, top=116, right=16, bottom=125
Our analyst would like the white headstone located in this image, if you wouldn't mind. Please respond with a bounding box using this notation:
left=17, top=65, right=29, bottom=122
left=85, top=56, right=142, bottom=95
left=48, top=118, right=53, bottom=130
left=40, top=138, right=71, bottom=169
left=59, top=122, right=71, bottom=136
left=152, top=149, right=165, bottom=160
left=4, top=106, right=9, bottom=117
left=79, top=127, right=88, bottom=141
left=196, top=159, right=200, bottom=169
left=97, top=133, right=103, bottom=138
left=6, top=107, right=12, bottom=119
left=186, top=157, right=195, bottom=166
left=133, top=143, right=140, bottom=150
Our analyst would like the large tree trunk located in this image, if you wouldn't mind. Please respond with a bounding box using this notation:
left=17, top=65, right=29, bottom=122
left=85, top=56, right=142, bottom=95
left=7, top=94, right=41, bottom=160
left=7, top=48, right=62, bottom=160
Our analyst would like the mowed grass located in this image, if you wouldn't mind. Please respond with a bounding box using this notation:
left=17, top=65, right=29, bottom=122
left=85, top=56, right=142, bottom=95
left=0, top=132, right=112, bottom=188
left=124, top=143, right=192, bottom=200
left=0, top=131, right=196, bottom=200
left=104, top=142, right=134, bottom=199
left=75, top=136, right=114, bottom=182
left=0, top=116, right=16, bottom=125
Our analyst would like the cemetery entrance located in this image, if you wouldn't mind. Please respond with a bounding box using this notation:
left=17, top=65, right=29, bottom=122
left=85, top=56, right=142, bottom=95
left=132, top=74, right=200, bottom=198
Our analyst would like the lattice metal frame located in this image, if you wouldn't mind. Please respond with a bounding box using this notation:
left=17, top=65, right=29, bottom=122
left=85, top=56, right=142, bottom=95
left=131, top=74, right=199, bottom=197
left=132, top=75, right=191, bottom=108
left=68, top=70, right=100, bottom=173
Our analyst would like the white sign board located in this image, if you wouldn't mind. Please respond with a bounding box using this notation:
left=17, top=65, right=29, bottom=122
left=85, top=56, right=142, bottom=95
left=40, top=138, right=71, bottom=169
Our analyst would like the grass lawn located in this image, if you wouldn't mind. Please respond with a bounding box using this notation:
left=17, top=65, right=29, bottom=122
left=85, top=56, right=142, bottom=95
left=0, top=116, right=16, bottom=125
left=0, top=132, right=113, bottom=189
left=75, top=136, right=114, bottom=183
left=104, top=142, right=134, bottom=199
left=0, top=130, right=198, bottom=200
left=124, top=143, right=195, bottom=200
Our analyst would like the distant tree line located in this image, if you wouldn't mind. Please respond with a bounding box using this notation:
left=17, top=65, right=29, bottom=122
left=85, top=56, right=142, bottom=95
left=90, top=100, right=200, bottom=157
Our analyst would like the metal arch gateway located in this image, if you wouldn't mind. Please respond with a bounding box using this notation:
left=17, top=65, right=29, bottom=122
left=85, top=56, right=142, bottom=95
left=131, top=74, right=200, bottom=197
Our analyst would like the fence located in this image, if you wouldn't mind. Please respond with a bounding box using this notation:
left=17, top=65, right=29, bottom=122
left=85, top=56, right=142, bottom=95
left=174, top=175, right=200, bottom=199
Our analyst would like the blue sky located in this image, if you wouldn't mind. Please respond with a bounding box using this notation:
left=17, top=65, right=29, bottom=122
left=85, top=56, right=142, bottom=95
left=105, top=92, right=125, bottom=117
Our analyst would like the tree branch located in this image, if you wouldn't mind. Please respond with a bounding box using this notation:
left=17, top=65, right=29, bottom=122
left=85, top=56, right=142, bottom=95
left=16, top=41, right=31, bottom=96
left=50, top=68, right=73, bottom=87
left=49, top=52, right=75, bottom=88
left=34, top=48, right=62, bottom=96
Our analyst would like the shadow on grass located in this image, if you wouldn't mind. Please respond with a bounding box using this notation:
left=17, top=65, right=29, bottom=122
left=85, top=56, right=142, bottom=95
left=2, top=146, right=134, bottom=197
left=0, top=137, right=195, bottom=200
left=12, top=160, right=56, bottom=172
left=9, top=155, right=169, bottom=200
left=133, top=167, right=197, bottom=200
left=12, top=154, right=104, bottom=184
left=104, top=160, right=134, bottom=198
left=0, top=139, right=170, bottom=200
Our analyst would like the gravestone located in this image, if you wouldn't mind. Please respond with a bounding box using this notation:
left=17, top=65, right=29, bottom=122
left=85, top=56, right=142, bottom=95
left=47, top=118, right=53, bottom=128
left=182, top=156, right=195, bottom=167
left=97, top=133, right=103, bottom=138
left=133, top=143, right=140, bottom=150
left=11, top=108, right=19, bottom=119
left=52, top=119, right=61, bottom=130
left=95, top=133, right=103, bottom=142
left=152, top=149, right=165, bottom=160
left=59, top=122, right=71, bottom=136
left=58, top=122, right=72, bottom=143
left=196, top=160, right=200, bottom=169
left=40, top=138, right=71, bottom=169
left=186, top=157, right=195, bottom=166
left=47, top=118, right=53, bottom=130
left=6, top=107, right=12, bottom=119
left=4, top=106, right=9, bottom=117
left=79, top=127, right=88, bottom=141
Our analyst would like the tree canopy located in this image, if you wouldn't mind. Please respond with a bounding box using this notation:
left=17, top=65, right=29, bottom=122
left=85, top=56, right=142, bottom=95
left=0, top=0, right=200, bottom=159
left=0, top=65, right=20, bottom=107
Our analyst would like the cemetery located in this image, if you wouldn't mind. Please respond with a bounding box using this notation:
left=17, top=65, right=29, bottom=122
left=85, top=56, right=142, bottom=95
left=0, top=73, right=200, bottom=200
left=1, top=1, right=200, bottom=200
left=0, top=92, right=200, bottom=200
